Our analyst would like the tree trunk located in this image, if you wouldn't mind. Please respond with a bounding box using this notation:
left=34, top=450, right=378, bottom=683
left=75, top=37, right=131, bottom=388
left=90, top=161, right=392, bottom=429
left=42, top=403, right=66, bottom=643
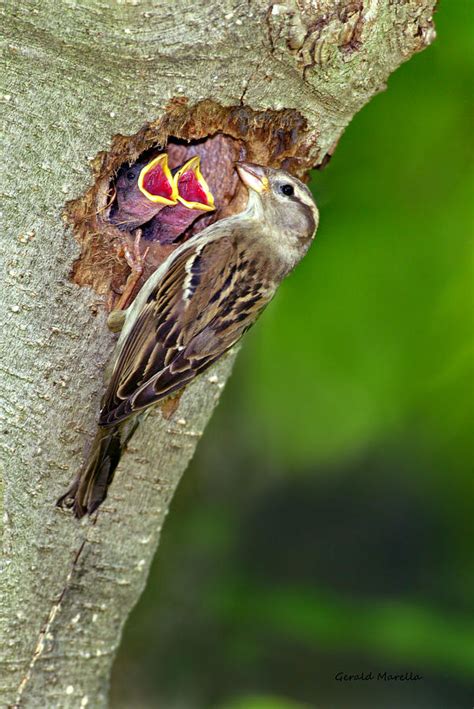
left=1, top=1, right=435, bottom=705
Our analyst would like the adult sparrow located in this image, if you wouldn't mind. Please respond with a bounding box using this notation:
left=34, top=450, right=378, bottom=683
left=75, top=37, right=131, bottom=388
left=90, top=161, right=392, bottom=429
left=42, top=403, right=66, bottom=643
left=58, top=162, right=319, bottom=517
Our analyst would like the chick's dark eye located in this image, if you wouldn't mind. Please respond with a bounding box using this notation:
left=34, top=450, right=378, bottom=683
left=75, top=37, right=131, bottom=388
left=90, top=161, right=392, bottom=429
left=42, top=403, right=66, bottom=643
left=126, top=170, right=137, bottom=181
left=280, top=183, right=294, bottom=197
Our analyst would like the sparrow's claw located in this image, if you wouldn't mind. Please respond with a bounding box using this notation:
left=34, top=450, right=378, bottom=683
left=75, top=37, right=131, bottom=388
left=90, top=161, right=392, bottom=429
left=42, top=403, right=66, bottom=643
left=114, top=230, right=150, bottom=311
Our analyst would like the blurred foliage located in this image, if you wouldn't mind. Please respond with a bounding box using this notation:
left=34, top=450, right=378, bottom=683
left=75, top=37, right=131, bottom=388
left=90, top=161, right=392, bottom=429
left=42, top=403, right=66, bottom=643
left=219, top=697, right=310, bottom=709
left=111, top=3, right=473, bottom=708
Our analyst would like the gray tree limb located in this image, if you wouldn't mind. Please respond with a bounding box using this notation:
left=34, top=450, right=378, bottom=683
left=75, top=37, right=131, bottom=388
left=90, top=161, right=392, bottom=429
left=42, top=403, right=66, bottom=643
left=1, top=1, right=435, bottom=706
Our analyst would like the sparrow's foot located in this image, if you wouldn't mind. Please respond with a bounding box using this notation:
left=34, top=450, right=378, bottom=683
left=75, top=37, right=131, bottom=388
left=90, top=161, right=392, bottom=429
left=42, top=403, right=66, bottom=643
left=56, top=475, right=79, bottom=511
left=114, top=230, right=150, bottom=311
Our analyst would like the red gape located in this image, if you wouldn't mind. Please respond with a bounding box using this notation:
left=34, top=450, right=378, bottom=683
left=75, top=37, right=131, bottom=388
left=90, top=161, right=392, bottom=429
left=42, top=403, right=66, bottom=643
left=142, top=164, right=174, bottom=199
left=177, top=169, right=210, bottom=205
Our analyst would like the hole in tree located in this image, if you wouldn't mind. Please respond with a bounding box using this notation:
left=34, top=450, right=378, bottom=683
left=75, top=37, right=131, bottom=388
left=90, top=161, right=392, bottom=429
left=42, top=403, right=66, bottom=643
left=67, top=99, right=313, bottom=309
left=105, top=133, right=248, bottom=304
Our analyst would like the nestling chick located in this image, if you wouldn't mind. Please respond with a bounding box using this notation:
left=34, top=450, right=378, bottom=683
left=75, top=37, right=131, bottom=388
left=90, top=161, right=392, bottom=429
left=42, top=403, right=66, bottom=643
left=58, top=162, right=319, bottom=518
left=110, top=153, right=178, bottom=230
left=142, top=156, right=215, bottom=244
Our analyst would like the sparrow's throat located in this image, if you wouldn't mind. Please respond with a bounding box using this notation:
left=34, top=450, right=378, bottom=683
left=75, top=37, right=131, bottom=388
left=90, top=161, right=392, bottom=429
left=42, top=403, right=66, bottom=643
left=141, top=164, right=174, bottom=200
left=179, top=171, right=208, bottom=204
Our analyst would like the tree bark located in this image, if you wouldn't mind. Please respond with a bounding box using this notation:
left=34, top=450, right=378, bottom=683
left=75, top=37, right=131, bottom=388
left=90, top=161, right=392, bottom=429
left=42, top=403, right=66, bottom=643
left=1, top=1, right=435, bottom=706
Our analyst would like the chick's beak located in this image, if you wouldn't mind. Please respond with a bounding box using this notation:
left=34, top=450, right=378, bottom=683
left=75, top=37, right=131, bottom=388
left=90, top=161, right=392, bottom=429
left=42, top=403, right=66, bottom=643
left=175, top=156, right=215, bottom=212
left=236, top=162, right=270, bottom=193
left=138, top=154, right=178, bottom=205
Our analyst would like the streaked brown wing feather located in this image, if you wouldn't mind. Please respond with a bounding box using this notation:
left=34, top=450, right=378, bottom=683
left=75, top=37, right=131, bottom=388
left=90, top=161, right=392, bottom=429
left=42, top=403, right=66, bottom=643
left=99, top=235, right=273, bottom=426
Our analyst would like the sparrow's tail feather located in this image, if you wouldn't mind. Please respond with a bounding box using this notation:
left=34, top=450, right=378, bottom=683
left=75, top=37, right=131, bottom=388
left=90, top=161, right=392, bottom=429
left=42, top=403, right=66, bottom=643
left=57, top=426, right=123, bottom=518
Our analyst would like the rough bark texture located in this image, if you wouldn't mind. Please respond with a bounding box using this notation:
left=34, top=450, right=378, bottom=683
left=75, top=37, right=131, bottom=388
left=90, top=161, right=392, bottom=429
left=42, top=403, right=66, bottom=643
left=1, top=1, right=435, bottom=706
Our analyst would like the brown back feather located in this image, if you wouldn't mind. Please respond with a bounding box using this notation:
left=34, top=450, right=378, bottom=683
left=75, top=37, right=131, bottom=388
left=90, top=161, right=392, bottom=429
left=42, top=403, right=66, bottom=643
left=99, top=234, right=275, bottom=426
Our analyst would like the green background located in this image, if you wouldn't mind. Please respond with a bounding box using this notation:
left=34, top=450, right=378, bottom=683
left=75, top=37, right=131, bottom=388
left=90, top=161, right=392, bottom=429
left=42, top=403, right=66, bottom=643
left=112, top=2, right=474, bottom=707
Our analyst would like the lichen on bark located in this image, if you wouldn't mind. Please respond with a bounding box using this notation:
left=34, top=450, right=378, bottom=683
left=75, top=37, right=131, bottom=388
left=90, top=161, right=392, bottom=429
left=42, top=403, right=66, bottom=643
left=1, top=0, right=436, bottom=706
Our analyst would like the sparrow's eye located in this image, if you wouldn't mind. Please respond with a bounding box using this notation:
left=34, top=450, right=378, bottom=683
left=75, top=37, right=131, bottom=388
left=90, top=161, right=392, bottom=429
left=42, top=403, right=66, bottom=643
left=126, top=170, right=136, bottom=181
left=280, top=183, right=294, bottom=197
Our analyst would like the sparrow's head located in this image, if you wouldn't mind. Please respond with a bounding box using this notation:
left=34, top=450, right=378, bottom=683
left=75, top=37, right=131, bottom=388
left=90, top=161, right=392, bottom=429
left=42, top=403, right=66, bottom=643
left=236, top=162, right=319, bottom=258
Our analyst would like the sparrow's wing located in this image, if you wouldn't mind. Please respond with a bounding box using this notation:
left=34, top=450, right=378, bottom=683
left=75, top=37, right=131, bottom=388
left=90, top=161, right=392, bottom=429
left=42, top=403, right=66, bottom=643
left=99, top=235, right=274, bottom=425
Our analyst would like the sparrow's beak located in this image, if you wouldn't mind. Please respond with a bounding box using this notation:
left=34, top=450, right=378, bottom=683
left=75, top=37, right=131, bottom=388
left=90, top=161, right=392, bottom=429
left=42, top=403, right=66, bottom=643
left=138, top=154, right=178, bottom=205
left=175, top=156, right=215, bottom=212
left=236, top=162, right=270, bottom=193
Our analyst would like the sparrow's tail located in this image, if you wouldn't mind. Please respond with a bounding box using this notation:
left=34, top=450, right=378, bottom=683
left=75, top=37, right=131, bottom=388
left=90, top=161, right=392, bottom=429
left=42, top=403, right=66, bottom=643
left=57, top=425, right=123, bottom=518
